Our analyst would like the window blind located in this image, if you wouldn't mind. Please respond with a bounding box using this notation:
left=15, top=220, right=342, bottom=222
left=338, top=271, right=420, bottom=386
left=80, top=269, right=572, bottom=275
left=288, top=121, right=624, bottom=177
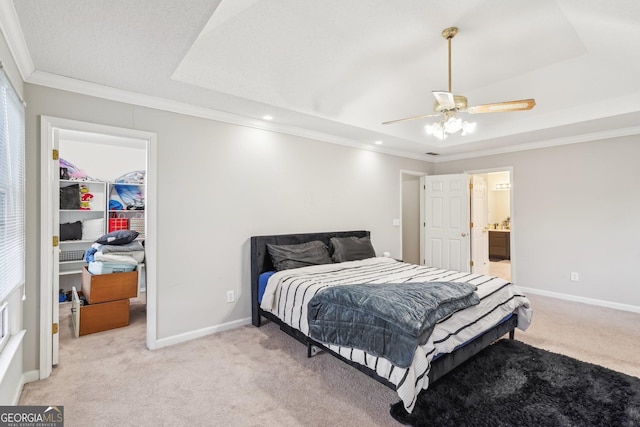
left=0, top=67, right=25, bottom=302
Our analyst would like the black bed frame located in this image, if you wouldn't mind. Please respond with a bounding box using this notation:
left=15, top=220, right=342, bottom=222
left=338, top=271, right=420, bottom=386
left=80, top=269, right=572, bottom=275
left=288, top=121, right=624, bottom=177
left=250, top=230, right=517, bottom=389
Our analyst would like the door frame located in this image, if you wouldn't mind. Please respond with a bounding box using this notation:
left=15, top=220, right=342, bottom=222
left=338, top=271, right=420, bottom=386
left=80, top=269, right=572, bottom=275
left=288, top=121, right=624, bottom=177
left=466, top=167, right=515, bottom=282
left=399, top=169, right=425, bottom=263
left=470, top=174, right=490, bottom=275
left=39, top=116, right=158, bottom=379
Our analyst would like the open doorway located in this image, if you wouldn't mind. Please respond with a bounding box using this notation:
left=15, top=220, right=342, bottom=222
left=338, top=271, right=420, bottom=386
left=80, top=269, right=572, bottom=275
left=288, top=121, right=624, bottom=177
left=40, top=116, right=157, bottom=379
left=400, top=170, right=424, bottom=264
left=482, top=171, right=512, bottom=281
left=416, top=169, right=514, bottom=282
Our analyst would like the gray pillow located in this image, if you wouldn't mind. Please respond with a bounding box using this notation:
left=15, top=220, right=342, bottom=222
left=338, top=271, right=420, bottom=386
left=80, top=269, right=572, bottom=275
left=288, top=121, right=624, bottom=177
left=330, top=236, right=376, bottom=262
left=267, top=241, right=333, bottom=271
left=96, top=229, right=139, bottom=245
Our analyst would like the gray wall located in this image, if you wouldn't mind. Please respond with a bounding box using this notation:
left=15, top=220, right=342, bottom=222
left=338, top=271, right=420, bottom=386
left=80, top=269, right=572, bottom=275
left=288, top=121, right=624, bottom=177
left=434, top=138, right=640, bottom=307
left=23, top=84, right=430, bottom=371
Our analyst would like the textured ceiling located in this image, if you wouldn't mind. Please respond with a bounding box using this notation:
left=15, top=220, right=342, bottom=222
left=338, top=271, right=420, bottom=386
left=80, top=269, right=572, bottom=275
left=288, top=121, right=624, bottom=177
left=8, top=0, right=640, bottom=160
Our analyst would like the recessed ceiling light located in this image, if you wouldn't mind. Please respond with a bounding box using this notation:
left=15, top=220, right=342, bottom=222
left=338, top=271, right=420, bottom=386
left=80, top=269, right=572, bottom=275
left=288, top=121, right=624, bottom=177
left=262, top=115, right=273, bottom=121
left=374, top=140, right=383, bottom=145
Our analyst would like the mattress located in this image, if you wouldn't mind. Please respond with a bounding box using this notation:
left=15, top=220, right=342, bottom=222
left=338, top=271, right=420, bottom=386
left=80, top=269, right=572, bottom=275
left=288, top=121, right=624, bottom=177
left=260, top=256, right=532, bottom=412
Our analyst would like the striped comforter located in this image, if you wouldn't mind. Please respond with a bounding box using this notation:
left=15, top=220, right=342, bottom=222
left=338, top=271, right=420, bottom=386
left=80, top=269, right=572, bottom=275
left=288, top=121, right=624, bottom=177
left=260, top=257, right=532, bottom=412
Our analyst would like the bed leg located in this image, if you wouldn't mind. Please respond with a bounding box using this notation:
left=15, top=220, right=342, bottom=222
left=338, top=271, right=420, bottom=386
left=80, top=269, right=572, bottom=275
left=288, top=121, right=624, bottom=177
left=509, top=329, right=515, bottom=340
left=307, top=343, right=322, bottom=358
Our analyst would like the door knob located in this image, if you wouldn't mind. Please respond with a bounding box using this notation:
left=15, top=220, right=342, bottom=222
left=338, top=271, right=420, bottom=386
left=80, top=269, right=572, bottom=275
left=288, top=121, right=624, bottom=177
left=461, top=233, right=468, bottom=237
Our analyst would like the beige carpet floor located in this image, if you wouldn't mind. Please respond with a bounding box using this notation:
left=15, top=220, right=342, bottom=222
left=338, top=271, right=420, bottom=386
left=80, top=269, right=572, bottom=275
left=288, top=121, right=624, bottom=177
left=19, top=293, right=640, bottom=426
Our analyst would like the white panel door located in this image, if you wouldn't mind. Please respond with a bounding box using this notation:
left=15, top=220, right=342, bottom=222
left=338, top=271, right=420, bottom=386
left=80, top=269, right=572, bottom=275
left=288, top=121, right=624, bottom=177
left=471, top=175, right=490, bottom=275
left=423, top=174, right=470, bottom=272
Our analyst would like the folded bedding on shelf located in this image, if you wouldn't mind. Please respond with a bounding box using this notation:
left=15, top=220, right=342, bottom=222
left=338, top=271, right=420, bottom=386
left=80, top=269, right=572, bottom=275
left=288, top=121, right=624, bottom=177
left=88, top=261, right=137, bottom=275
left=93, top=251, right=144, bottom=265
left=94, top=241, right=144, bottom=253
left=85, top=241, right=145, bottom=265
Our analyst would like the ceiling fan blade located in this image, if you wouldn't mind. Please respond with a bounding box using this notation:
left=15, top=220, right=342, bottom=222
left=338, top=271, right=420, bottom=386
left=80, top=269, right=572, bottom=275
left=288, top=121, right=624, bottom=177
left=466, top=99, right=536, bottom=114
left=382, top=112, right=441, bottom=125
left=433, top=91, right=455, bottom=109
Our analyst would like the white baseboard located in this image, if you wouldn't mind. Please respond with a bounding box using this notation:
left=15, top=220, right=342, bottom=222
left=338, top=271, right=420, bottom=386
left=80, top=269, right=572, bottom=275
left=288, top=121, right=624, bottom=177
left=154, top=317, right=252, bottom=349
left=519, top=287, right=640, bottom=314
left=22, top=369, right=39, bottom=384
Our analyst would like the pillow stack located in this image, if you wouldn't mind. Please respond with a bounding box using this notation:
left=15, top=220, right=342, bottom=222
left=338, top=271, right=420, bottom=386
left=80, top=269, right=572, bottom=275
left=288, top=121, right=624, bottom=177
left=85, top=230, right=145, bottom=274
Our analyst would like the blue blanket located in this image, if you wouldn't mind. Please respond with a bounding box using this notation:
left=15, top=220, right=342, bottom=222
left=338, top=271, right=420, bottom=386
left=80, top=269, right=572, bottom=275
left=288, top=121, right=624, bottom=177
left=307, top=281, right=480, bottom=368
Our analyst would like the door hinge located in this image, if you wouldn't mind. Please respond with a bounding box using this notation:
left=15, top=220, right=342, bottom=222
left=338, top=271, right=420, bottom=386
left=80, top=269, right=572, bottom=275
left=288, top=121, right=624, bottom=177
left=52, top=149, right=59, bottom=160
left=53, top=236, right=59, bottom=247
left=52, top=323, right=58, bottom=334
left=469, top=183, right=473, bottom=190
left=470, top=221, right=474, bottom=228
left=470, top=261, right=474, bottom=267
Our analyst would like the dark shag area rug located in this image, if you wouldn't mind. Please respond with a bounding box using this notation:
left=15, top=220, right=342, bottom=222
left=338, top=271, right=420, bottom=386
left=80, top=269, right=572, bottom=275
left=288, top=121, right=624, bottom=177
left=390, top=339, right=640, bottom=427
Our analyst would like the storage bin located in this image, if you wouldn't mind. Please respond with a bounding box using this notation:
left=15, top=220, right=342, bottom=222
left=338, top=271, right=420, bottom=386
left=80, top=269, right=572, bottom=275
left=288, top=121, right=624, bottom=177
left=60, top=249, right=85, bottom=262
left=108, top=213, right=129, bottom=232
left=129, top=213, right=145, bottom=238
left=81, top=266, right=138, bottom=304
left=71, top=287, right=130, bottom=336
left=88, top=261, right=136, bottom=275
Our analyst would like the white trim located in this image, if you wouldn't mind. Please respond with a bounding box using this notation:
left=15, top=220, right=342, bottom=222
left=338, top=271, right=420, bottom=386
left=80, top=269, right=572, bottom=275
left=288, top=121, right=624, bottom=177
left=429, top=126, right=640, bottom=163
left=399, top=170, right=426, bottom=262
left=154, top=318, right=251, bottom=349
left=0, top=330, right=24, bottom=386
left=519, top=286, right=640, bottom=314
left=0, top=330, right=25, bottom=405
left=26, top=71, right=429, bottom=162
left=39, top=116, right=158, bottom=379
left=22, top=369, right=39, bottom=384
left=25, top=74, right=640, bottom=164
left=0, top=303, right=8, bottom=354
left=0, top=0, right=35, bottom=81
left=465, top=167, right=515, bottom=282
left=39, top=118, right=54, bottom=379
left=145, top=133, right=158, bottom=349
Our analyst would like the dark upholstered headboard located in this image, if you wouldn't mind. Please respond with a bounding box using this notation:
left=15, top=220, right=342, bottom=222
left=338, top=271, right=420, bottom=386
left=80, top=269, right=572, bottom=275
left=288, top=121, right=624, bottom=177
left=250, top=230, right=370, bottom=326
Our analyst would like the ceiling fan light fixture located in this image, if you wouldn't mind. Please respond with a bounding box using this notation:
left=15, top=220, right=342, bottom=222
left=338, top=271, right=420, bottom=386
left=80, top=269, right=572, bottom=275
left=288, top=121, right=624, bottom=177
left=461, top=120, right=477, bottom=135
left=425, top=113, right=475, bottom=139
left=444, top=116, right=462, bottom=133
left=425, top=122, right=446, bottom=140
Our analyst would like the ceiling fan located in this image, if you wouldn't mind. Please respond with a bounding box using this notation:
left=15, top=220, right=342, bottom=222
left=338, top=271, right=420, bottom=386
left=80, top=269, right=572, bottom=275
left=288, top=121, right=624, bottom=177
left=382, top=27, right=536, bottom=139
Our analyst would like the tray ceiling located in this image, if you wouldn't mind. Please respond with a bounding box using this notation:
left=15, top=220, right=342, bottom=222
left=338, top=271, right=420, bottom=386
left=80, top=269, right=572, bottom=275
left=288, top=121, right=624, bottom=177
left=7, top=0, right=640, bottom=160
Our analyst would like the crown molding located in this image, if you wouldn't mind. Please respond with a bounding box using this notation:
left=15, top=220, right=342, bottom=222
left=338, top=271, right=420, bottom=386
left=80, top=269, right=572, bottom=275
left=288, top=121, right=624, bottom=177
left=429, top=126, right=640, bottom=163
left=0, top=0, right=35, bottom=80
left=24, top=69, right=640, bottom=165
left=26, top=70, right=430, bottom=161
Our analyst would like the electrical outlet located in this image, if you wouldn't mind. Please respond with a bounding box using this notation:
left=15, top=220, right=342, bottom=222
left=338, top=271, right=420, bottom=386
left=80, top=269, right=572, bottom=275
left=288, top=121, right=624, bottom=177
left=570, top=272, right=579, bottom=282
left=226, top=290, right=235, bottom=303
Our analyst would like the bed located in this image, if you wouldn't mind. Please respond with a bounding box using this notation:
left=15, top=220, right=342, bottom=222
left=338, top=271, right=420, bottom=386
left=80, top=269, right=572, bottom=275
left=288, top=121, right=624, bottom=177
left=251, top=230, right=532, bottom=413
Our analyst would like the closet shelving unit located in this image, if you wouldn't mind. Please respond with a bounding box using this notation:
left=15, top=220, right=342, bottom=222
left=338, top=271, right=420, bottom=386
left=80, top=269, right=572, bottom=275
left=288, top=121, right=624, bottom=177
left=58, top=179, right=146, bottom=299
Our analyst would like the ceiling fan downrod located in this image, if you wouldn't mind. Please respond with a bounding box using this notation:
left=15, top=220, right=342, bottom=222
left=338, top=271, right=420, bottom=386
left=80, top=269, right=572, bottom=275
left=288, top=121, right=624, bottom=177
left=442, top=27, right=458, bottom=93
